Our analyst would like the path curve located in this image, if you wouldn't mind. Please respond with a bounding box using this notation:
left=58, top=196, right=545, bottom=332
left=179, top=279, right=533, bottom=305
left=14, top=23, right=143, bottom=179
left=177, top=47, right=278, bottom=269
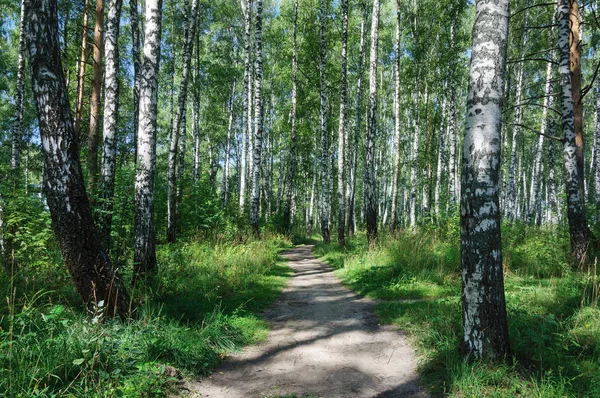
left=189, top=245, right=427, bottom=398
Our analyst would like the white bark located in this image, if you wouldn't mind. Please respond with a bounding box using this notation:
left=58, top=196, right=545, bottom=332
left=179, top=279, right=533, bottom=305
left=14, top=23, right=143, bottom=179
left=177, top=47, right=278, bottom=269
left=134, top=0, right=163, bottom=276
left=319, top=0, right=330, bottom=243
left=250, top=0, right=263, bottom=235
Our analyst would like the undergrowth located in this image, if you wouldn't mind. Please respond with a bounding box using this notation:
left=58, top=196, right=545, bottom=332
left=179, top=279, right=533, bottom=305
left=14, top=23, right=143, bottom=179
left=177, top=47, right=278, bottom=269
left=0, top=234, right=292, bottom=397
left=315, top=225, right=600, bottom=397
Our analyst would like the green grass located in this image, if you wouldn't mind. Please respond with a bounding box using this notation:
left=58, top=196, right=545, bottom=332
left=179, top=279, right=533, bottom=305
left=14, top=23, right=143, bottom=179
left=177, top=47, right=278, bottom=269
left=316, top=227, right=600, bottom=397
left=0, top=234, right=293, bottom=397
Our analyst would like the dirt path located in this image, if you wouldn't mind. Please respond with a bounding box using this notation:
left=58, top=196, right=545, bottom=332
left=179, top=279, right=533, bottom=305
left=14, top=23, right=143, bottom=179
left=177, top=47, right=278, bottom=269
left=188, top=245, right=427, bottom=398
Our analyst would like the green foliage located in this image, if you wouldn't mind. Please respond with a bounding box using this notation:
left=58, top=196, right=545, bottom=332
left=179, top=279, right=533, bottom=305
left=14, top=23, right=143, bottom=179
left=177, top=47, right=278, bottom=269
left=0, top=236, right=292, bottom=397
left=317, top=227, right=600, bottom=397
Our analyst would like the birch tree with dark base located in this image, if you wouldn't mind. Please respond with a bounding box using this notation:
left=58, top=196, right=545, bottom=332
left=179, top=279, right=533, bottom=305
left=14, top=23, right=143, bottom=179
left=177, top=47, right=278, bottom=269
left=460, top=0, right=510, bottom=360
left=134, top=0, right=163, bottom=279
left=24, top=0, right=132, bottom=317
left=364, top=0, right=380, bottom=247
left=97, top=0, right=123, bottom=249
left=557, top=0, right=590, bottom=265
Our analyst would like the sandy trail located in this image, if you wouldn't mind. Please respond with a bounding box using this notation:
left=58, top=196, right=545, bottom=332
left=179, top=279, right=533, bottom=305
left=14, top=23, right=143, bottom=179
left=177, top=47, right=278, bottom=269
left=189, top=245, right=427, bottom=398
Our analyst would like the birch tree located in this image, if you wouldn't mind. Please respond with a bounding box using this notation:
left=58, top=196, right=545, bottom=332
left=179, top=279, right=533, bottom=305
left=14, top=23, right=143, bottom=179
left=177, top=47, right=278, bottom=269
left=250, top=0, right=264, bottom=236
left=97, top=0, right=123, bottom=249
left=239, top=0, right=252, bottom=212
left=390, top=2, right=401, bottom=231
left=364, top=0, right=380, bottom=247
left=319, top=0, right=330, bottom=243
left=134, top=0, right=163, bottom=279
left=74, top=0, right=90, bottom=137
left=167, top=0, right=199, bottom=243
left=557, top=0, right=590, bottom=265
left=130, top=0, right=142, bottom=159
left=86, top=0, right=105, bottom=196
left=460, top=0, right=510, bottom=360
left=336, top=0, right=349, bottom=245
left=11, top=0, right=26, bottom=175
left=24, top=0, right=132, bottom=316
left=282, top=0, right=298, bottom=232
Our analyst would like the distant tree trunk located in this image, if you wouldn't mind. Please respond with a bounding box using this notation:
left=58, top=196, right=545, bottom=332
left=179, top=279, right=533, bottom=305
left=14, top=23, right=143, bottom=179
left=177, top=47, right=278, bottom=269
left=336, top=0, right=349, bottom=245
left=364, top=0, right=380, bottom=247
left=12, top=1, right=26, bottom=174
left=223, top=78, right=236, bottom=207
left=307, top=137, right=318, bottom=237
left=548, top=123, right=559, bottom=224
left=435, top=92, right=447, bottom=222
left=87, top=0, right=105, bottom=197
left=569, top=0, right=585, bottom=196
left=133, top=0, right=163, bottom=279
left=447, top=24, right=458, bottom=208
left=557, top=0, right=590, bottom=265
left=250, top=0, right=263, bottom=236
left=506, top=25, right=527, bottom=221
left=409, top=89, right=420, bottom=232
left=528, top=61, right=553, bottom=224
left=460, top=0, right=510, bottom=360
left=167, top=0, right=199, bottom=243
left=390, top=5, right=401, bottom=232
left=239, top=0, right=252, bottom=213
left=347, top=2, right=367, bottom=238
left=594, top=72, right=600, bottom=210
left=283, top=0, right=298, bottom=233
left=25, top=0, right=132, bottom=316
left=97, top=0, right=123, bottom=250
left=74, top=0, right=90, bottom=137
left=130, top=0, right=142, bottom=160
left=193, top=45, right=201, bottom=184
left=319, top=0, right=330, bottom=243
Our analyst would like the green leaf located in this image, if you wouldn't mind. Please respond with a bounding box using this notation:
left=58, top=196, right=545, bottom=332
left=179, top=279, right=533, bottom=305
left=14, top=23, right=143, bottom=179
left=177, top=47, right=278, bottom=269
left=72, top=358, right=85, bottom=366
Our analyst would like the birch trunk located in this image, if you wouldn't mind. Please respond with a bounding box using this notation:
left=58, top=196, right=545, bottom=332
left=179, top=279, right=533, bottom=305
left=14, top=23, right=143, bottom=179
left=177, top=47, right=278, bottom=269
left=97, top=0, right=123, bottom=249
left=548, top=127, right=559, bottom=223
left=460, top=0, right=510, bottom=360
left=193, top=47, right=201, bottom=184
left=506, top=33, right=527, bottom=221
left=87, top=0, right=105, bottom=197
left=239, top=0, right=252, bottom=212
left=569, top=0, right=585, bottom=196
left=74, top=0, right=90, bottom=137
left=318, top=0, right=330, bottom=243
left=167, top=0, right=199, bottom=243
left=595, top=75, right=600, bottom=210
left=283, top=0, right=298, bottom=232
left=25, top=0, right=132, bottom=316
left=347, top=2, right=368, bottom=238
left=250, top=0, right=263, bottom=236
left=528, top=60, right=553, bottom=224
left=11, top=1, right=26, bottom=174
left=223, top=78, right=237, bottom=207
left=447, top=24, right=458, bottom=207
left=334, top=0, right=349, bottom=244
left=364, top=0, right=380, bottom=247
left=133, top=0, right=163, bottom=279
left=130, top=0, right=142, bottom=159
left=435, top=92, right=447, bottom=222
left=390, top=5, right=401, bottom=231
left=557, top=0, right=590, bottom=265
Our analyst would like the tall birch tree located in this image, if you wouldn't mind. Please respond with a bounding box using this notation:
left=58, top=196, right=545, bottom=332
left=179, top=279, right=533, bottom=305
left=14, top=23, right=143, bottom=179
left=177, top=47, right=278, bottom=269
left=336, top=0, right=349, bottom=245
left=250, top=0, right=264, bottom=236
left=460, top=0, right=510, bottom=360
left=167, top=0, right=199, bottom=243
left=557, top=0, right=590, bottom=265
left=24, top=0, right=132, bottom=316
left=319, top=0, right=330, bottom=243
left=134, top=0, right=163, bottom=279
left=97, top=0, right=123, bottom=249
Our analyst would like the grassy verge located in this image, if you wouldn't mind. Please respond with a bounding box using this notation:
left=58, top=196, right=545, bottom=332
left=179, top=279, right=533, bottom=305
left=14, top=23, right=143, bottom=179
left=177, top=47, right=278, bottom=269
left=315, top=227, right=600, bottom=397
left=0, top=234, right=292, bottom=397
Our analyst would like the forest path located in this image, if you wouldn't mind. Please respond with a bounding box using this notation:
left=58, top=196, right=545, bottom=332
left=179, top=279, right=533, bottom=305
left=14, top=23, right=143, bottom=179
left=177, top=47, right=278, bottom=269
left=188, top=245, right=427, bottom=398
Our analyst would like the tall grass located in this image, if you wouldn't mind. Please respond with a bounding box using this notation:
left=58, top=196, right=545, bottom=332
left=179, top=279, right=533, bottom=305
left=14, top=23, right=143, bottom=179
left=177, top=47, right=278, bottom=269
left=0, top=234, right=292, bottom=397
left=316, top=226, right=600, bottom=397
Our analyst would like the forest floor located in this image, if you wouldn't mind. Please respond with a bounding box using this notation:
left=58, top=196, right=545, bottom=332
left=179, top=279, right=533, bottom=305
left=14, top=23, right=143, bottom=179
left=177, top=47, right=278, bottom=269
left=185, top=245, right=428, bottom=398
